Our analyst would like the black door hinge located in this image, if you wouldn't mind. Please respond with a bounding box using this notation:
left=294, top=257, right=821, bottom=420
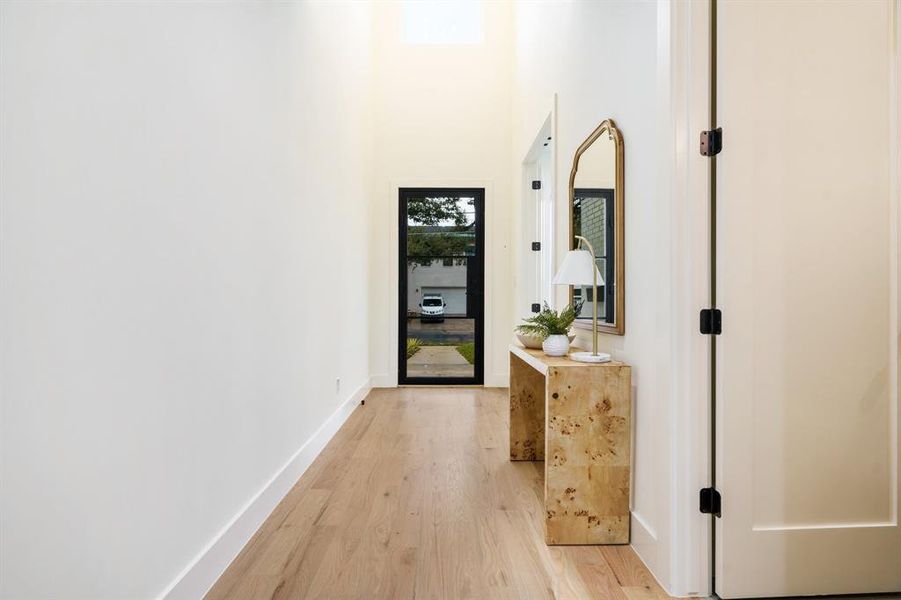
left=531, top=303, right=541, bottom=313
left=700, top=128, right=723, bottom=156
left=531, top=242, right=541, bottom=251
left=699, top=308, right=722, bottom=335
left=532, top=180, right=542, bottom=190
left=700, top=487, right=722, bottom=517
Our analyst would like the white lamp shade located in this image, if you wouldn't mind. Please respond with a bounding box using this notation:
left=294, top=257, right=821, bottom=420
left=552, top=249, right=604, bottom=286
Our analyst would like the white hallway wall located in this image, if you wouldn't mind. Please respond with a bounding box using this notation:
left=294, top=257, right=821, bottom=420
left=1, top=1, right=705, bottom=598
left=368, top=1, right=514, bottom=387
left=512, top=1, right=703, bottom=595
left=0, top=2, right=373, bottom=598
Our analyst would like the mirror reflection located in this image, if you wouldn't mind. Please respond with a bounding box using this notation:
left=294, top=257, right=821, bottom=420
left=573, top=132, right=615, bottom=324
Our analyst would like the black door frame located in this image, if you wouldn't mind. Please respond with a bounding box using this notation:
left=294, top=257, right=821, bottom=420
left=708, top=0, right=719, bottom=593
left=398, top=187, right=485, bottom=385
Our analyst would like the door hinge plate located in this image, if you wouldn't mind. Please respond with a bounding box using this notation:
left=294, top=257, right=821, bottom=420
left=700, top=308, right=722, bottom=335
left=700, top=487, right=722, bottom=517
left=531, top=242, right=541, bottom=251
left=700, top=128, right=723, bottom=156
left=532, top=180, right=542, bottom=190
left=531, top=303, right=541, bottom=313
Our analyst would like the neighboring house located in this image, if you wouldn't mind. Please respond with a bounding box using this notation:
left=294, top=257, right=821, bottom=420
left=407, top=260, right=468, bottom=316
left=407, top=221, right=476, bottom=317
left=573, top=194, right=607, bottom=319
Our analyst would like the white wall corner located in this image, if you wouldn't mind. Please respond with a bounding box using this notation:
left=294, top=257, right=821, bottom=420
left=370, top=373, right=397, bottom=388
left=484, top=372, right=509, bottom=388
left=156, top=378, right=372, bottom=600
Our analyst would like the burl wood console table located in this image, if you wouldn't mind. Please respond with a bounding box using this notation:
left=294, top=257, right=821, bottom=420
left=509, top=344, right=632, bottom=545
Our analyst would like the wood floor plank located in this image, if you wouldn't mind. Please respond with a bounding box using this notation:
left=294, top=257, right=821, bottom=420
left=601, top=545, right=671, bottom=597
left=268, top=525, right=339, bottom=600
left=206, top=489, right=330, bottom=598
left=206, top=387, right=674, bottom=600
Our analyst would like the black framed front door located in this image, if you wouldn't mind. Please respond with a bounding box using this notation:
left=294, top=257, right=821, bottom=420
left=398, top=188, right=484, bottom=385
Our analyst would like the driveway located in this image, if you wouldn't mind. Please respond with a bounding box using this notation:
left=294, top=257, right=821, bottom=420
left=407, top=345, right=473, bottom=378
left=406, top=317, right=474, bottom=344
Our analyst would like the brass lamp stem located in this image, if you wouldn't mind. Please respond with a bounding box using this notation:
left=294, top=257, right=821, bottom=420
left=573, top=235, right=598, bottom=356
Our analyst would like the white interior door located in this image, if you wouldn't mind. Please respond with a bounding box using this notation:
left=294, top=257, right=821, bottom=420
left=537, top=144, right=554, bottom=308
left=519, top=160, right=540, bottom=317
left=520, top=119, right=555, bottom=318
left=716, top=1, right=901, bottom=597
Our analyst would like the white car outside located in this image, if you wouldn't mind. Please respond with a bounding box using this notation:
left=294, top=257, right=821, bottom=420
left=419, top=295, right=446, bottom=322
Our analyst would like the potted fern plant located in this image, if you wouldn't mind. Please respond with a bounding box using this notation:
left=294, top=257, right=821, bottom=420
left=515, top=302, right=581, bottom=357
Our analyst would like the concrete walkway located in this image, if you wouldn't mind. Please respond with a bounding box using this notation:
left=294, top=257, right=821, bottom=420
left=407, top=345, right=473, bottom=378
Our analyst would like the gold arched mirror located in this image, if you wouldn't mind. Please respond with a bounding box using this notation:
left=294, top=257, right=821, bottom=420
left=568, top=118, right=624, bottom=336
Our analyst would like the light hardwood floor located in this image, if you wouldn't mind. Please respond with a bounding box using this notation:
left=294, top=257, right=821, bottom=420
left=206, top=387, right=672, bottom=600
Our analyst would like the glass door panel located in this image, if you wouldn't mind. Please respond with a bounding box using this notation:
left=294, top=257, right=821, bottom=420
left=399, top=189, right=484, bottom=384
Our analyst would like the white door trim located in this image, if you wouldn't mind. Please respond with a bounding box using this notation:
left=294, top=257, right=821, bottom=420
left=519, top=97, right=558, bottom=315
left=374, top=179, right=497, bottom=388
left=888, top=0, right=900, bottom=540
left=658, top=0, right=713, bottom=596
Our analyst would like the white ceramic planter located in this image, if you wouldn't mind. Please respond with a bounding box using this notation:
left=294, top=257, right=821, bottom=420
left=542, top=334, right=570, bottom=357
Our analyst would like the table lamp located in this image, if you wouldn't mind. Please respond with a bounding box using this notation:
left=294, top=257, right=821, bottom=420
left=552, top=235, right=612, bottom=363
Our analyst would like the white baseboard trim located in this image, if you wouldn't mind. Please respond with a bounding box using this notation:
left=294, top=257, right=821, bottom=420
left=631, top=509, right=658, bottom=542
left=374, top=374, right=508, bottom=387
left=630, top=511, right=673, bottom=596
left=157, top=378, right=372, bottom=600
